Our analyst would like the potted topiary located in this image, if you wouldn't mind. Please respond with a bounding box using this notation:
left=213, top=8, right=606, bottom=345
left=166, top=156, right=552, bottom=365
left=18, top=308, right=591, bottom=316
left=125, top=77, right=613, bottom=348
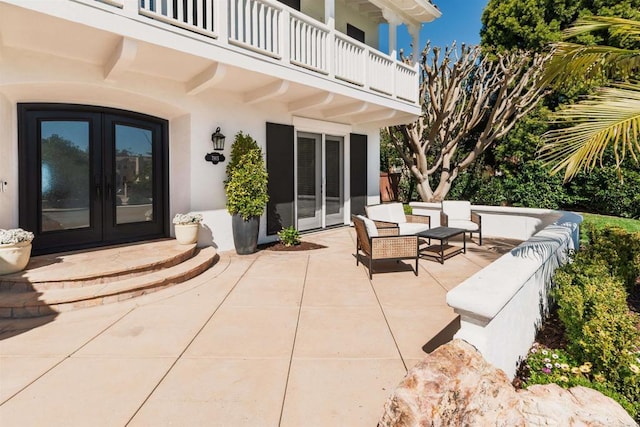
left=224, top=132, right=269, bottom=255
left=172, top=212, right=203, bottom=245
left=0, top=228, right=34, bottom=275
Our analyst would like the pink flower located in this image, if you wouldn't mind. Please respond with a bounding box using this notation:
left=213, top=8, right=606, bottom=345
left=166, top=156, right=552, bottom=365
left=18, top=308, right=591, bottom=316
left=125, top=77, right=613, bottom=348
left=542, top=367, right=551, bottom=374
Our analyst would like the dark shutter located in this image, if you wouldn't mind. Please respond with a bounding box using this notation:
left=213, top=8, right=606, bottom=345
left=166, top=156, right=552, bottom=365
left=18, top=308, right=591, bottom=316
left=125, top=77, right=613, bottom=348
left=277, top=0, right=300, bottom=10
left=350, top=133, right=367, bottom=216
left=266, top=122, right=295, bottom=235
left=347, top=24, right=365, bottom=43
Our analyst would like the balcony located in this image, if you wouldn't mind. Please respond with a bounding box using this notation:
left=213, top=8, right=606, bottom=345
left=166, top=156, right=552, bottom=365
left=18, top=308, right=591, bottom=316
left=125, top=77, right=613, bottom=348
left=89, top=0, right=421, bottom=105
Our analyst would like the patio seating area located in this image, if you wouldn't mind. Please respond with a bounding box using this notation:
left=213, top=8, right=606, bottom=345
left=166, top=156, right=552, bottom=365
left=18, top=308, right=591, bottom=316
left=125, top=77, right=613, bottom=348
left=0, top=227, right=518, bottom=426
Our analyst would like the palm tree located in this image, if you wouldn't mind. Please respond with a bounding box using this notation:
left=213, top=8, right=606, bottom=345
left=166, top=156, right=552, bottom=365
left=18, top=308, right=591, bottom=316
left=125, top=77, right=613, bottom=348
left=539, top=16, right=640, bottom=181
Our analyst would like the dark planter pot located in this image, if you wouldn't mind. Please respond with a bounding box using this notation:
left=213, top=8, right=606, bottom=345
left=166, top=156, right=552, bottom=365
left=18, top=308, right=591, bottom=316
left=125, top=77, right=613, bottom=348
left=231, top=214, right=259, bottom=255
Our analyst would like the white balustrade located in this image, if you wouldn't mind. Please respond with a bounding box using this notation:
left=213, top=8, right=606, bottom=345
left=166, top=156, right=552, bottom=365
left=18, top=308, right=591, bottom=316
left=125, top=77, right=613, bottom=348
left=229, top=0, right=281, bottom=58
left=139, top=0, right=216, bottom=37
left=289, top=15, right=328, bottom=74
left=333, top=35, right=365, bottom=86
left=92, top=0, right=420, bottom=105
left=395, top=62, right=419, bottom=103
left=368, top=51, right=394, bottom=95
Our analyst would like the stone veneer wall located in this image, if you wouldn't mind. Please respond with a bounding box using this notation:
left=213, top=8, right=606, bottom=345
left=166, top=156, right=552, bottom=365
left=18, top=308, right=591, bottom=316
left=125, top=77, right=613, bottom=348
left=410, top=203, right=582, bottom=378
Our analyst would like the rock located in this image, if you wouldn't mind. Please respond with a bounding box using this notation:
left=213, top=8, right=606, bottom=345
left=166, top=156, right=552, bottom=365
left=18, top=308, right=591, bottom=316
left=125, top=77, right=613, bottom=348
left=520, top=384, right=637, bottom=426
left=379, top=339, right=637, bottom=427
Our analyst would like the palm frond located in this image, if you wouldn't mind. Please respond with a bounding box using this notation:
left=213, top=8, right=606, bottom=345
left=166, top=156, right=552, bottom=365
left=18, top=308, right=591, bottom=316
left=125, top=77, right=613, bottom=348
left=539, top=85, right=640, bottom=181
left=562, top=16, right=640, bottom=41
left=543, top=16, right=640, bottom=86
left=545, top=42, right=640, bottom=84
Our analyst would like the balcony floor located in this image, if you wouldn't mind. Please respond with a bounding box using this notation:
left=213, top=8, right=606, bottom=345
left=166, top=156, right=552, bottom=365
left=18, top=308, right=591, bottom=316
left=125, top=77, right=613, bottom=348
left=0, top=227, right=518, bottom=426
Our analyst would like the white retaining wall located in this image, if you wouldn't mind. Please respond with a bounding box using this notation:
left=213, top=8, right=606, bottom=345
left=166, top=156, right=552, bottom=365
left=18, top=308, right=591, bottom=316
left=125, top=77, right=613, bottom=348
left=411, top=203, right=582, bottom=378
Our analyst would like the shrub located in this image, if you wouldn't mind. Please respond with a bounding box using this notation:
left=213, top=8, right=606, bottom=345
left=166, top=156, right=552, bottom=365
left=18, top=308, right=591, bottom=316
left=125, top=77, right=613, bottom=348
left=579, top=226, right=640, bottom=291
left=224, top=133, right=269, bottom=220
left=552, top=242, right=640, bottom=419
left=277, top=226, right=300, bottom=247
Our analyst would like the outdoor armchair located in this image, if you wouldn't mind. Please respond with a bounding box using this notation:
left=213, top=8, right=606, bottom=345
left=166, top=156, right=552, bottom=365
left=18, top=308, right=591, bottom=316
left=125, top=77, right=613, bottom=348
left=364, top=202, right=430, bottom=235
left=352, top=215, right=420, bottom=279
left=440, top=201, right=482, bottom=245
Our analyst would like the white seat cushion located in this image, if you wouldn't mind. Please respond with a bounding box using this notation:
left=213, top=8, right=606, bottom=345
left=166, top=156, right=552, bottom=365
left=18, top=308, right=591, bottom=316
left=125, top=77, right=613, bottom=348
left=448, top=219, right=479, bottom=232
left=398, top=222, right=430, bottom=235
left=358, top=215, right=378, bottom=237
left=365, top=203, right=406, bottom=224
left=442, top=201, right=472, bottom=221
left=386, top=203, right=407, bottom=224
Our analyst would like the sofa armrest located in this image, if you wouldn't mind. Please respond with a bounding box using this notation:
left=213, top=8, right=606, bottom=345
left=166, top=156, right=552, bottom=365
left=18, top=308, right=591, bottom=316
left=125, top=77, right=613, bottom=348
left=440, top=211, right=449, bottom=227
left=471, top=211, right=481, bottom=227
left=406, top=214, right=430, bottom=228
left=372, top=219, right=398, bottom=229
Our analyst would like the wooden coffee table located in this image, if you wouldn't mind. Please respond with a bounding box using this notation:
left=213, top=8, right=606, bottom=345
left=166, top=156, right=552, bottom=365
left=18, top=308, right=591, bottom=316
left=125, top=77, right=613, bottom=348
left=417, top=226, right=466, bottom=264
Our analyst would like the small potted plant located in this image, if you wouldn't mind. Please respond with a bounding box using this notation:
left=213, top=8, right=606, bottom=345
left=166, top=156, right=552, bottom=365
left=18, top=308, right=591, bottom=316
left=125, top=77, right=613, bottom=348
left=0, top=228, right=35, bottom=275
left=172, top=212, right=203, bottom=245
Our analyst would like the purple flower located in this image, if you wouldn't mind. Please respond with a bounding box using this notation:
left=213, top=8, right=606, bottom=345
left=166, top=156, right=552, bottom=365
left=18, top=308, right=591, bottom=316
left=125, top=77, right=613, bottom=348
left=542, top=367, right=551, bottom=374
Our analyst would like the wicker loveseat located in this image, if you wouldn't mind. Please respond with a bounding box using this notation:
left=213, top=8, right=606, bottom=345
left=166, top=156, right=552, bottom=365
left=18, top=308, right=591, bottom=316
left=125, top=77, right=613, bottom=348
left=352, top=215, right=420, bottom=279
left=365, top=202, right=430, bottom=235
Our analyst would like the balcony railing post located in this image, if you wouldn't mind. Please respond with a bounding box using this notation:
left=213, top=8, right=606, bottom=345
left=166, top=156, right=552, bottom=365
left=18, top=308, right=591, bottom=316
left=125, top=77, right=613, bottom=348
left=390, top=49, right=397, bottom=98
left=121, top=0, right=138, bottom=17
left=280, top=8, right=290, bottom=64
left=217, top=0, right=228, bottom=40
left=363, top=46, right=370, bottom=90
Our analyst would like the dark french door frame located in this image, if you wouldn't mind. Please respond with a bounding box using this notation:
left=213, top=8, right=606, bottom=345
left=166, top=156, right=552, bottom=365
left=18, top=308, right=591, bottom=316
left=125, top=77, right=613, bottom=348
left=18, top=103, right=170, bottom=255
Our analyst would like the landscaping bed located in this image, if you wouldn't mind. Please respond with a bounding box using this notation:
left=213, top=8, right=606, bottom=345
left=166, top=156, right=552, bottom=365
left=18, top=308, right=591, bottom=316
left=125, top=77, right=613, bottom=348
left=514, top=224, right=640, bottom=421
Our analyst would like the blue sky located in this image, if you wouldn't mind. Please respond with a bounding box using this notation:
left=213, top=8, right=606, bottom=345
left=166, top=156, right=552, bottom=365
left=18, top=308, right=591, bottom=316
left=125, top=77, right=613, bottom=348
left=380, top=0, right=489, bottom=57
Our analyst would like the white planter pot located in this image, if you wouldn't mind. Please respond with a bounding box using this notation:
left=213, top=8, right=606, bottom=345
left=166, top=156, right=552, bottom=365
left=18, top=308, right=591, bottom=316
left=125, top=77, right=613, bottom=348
left=174, top=223, right=199, bottom=245
left=0, top=241, right=32, bottom=275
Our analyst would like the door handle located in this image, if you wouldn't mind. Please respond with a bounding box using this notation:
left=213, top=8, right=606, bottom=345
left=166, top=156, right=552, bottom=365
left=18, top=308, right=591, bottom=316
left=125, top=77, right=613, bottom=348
left=94, top=177, right=101, bottom=198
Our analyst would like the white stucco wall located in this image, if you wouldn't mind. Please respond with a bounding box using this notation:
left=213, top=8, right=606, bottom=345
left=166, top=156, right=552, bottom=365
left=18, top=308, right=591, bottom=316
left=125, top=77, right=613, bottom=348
left=446, top=211, right=582, bottom=379
left=0, top=44, right=383, bottom=252
left=410, top=203, right=564, bottom=241
left=0, top=92, right=18, bottom=229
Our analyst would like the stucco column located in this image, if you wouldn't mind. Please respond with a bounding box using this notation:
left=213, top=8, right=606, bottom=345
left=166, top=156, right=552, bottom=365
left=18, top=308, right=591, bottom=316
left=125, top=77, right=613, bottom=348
left=324, top=0, right=335, bottom=28
left=408, top=24, right=421, bottom=64
left=382, top=9, right=402, bottom=59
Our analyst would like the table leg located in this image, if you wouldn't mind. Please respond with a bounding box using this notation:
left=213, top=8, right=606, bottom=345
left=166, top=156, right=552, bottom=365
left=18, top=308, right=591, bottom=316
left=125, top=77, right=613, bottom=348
left=463, top=232, right=466, bottom=254
left=440, top=239, right=445, bottom=264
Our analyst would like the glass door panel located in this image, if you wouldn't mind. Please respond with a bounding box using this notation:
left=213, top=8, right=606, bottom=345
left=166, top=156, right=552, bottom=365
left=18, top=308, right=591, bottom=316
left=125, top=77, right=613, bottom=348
left=103, top=114, right=165, bottom=242
left=297, top=133, right=322, bottom=231
left=114, top=124, right=154, bottom=225
left=40, top=121, right=92, bottom=231
left=325, top=136, right=344, bottom=226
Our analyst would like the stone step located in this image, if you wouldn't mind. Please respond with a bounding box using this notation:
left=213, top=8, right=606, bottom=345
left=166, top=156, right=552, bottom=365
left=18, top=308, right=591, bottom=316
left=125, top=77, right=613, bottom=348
left=0, top=247, right=217, bottom=318
left=0, top=240, right=196, bottom=292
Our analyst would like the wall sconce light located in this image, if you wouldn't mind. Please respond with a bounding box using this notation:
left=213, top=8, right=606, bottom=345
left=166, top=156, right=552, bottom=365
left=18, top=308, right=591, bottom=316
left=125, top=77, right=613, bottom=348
left=205, top=126, right=226, bottom=165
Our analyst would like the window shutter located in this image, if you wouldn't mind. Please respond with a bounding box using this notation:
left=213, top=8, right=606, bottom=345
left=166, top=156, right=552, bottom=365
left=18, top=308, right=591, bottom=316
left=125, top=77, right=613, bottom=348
left=266, top=122, right=295, bottom=235
left=350, top=133, right=367, bottom=216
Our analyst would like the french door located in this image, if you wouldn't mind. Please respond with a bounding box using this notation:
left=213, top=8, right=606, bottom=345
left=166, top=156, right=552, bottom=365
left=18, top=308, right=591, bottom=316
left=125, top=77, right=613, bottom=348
left=296, top=132, right=344, bottom=231
left=19, top=104, right=169, bottom=255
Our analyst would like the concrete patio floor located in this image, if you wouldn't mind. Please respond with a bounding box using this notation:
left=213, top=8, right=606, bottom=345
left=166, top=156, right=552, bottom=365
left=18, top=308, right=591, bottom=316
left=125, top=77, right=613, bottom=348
left=0, top=227, right=517, bottom=426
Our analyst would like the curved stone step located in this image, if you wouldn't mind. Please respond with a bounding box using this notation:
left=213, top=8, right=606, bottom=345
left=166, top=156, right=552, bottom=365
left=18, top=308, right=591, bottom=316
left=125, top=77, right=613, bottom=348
left=0, top=240, right=196, bottom=292
left=0, top=247, right=217, bottom=318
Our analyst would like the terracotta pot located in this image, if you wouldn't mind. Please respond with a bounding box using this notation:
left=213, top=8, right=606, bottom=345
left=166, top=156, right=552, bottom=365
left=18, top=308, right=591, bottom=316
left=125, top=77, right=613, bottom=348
left=0, top=241, right=32, bottom=275
left=174, top=223, right=199, bottom=245
left=380, top=172, right=402, bottom=202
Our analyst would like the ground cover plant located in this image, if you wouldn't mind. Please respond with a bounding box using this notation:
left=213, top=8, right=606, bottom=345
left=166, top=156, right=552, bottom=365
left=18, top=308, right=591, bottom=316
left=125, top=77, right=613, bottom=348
left=517, top=224, right=640, bottom=420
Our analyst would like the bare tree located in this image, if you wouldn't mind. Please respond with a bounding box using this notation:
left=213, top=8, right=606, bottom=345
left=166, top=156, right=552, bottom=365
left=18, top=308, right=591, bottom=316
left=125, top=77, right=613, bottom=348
left=386, top=44, right=551, bottom=202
